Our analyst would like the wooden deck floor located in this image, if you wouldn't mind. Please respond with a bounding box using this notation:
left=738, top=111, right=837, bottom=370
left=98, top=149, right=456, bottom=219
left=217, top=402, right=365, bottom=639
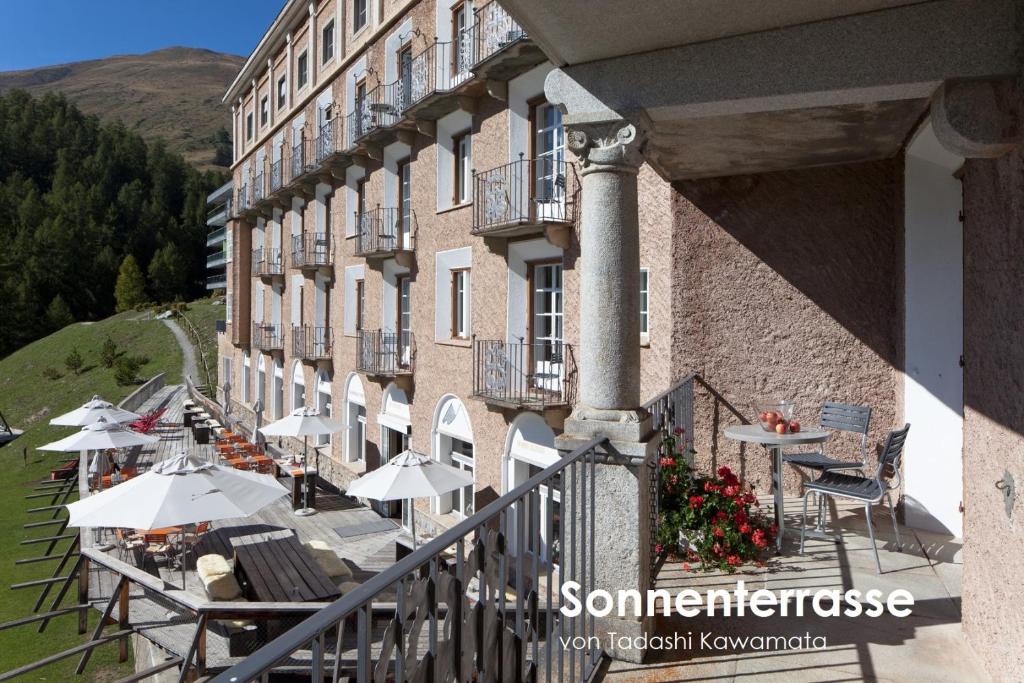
left=85, top=384, right=410, bottom=673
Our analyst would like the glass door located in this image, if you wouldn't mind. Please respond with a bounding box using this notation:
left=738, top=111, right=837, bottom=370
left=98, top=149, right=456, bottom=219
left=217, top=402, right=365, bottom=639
left=382, top=427, right=408, bottom=519
left=524, top=463, right=561, bottom=568
left=532, top=102, right=565, bottom=221
left=398, top=45, right=413, bottom=113
left=530, top=263, right=563, bottom=392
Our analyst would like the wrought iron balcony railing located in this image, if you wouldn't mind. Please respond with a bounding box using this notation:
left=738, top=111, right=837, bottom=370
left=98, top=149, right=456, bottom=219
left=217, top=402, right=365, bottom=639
left=251, top=322, right=284, bottom=351
left=254, top=172, right=265, bottom=202
left=345, top=87, right=398, bottom=146
left=209, top=435, right=606, bottom=683
left=251, top=247, right=284, bottom=277
left=315, top=118, right=340, bottom=165
left=474, top=0, right=527, bottom=65
left=237, top=184, right=250, bottom=213
left=269, top=159, right=283, bottom=192
left=292, top=325, right=333, bottom=361
left=472, top=339, right=576, bottom=409
left=354, top=207, right=416, bottom=258
left=405, top=38, right=476, bottom=110
left=291, top=232, right=333, bottom=269
left=289, top=139, right=316, bottom=183
left=472, top=156, right=579, bottom=234
left=356, top=329, right=414, bottom=376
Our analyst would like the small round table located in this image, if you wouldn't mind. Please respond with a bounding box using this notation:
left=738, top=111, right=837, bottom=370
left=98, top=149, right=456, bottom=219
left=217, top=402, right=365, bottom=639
left=723, top=424, right=830, bottom=553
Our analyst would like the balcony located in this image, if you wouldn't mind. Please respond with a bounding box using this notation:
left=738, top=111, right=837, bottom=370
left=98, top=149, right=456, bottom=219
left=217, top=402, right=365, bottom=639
left=205, top=274, right=226, bottom=290
left=471, top=1, right=546, bottom=80
left=354, top=207, right=416, bottom=265
left=205, top=226, right=226, bottom=247
left=236, top=183, right=251, bottom=214
left=356, top=329, right=414, bottom=378
left=291, top=232, right=333, bottom=270
left=269, top=158, right=283, bottom=193
left=314, top=117, right=343, bottom=166
left=472, top=339, right=575, bottom=410
left=288, top=139, right=317, bottom=185
left=401, top=38, right=481, bottom=121
left=206, top=251, right=225, bottom=268
left=292, top=325, right=333, bottom=361
left=251, top=322, right=284, bottom=351
left=345, top=87, right=402, bottom=150
left=251, top=247, right=284, bottom=279
left=472, top=156, right=579, bottom=244
left=253, top=172, right=265, bottom=203
left=206, top=198, right=231, bottom=227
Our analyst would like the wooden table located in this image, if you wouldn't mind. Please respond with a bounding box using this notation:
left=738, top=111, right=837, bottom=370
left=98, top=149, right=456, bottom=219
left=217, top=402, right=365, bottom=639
left=274, top=459, right=318, bottom=511
left=233, top=535, right=340, bottom=603
left=723, top=424, right=830, bottom=553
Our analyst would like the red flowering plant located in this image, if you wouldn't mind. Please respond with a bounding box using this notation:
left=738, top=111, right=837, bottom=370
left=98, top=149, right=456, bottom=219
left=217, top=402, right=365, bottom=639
left=655, top=427, right=776, bottom=573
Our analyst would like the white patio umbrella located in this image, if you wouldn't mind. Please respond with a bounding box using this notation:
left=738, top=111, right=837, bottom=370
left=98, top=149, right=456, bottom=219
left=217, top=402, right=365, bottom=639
left=258, top=407, right=346, bottom=517
left=65, top=452, right=289, bottom=586
left=50, top=395, right=141, bottom=427
left=38, top=417, right=159, bottom=453
left=346, top=449, right=473, bottom=550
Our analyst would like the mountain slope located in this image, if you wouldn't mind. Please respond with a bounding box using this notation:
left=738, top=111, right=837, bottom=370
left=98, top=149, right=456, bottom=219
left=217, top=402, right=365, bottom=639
left=0, top=47, right=243, bottom=169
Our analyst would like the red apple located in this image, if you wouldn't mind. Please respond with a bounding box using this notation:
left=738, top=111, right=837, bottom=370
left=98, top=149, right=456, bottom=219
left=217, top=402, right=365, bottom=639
left=775, top=421, right=788, bottom=435
left=789, top=420, right=801, bottom=433
left=758, top=411, right=769, bottom=423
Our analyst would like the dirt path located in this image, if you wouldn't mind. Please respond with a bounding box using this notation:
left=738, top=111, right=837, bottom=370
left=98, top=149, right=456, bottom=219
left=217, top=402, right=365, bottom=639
left=161, top=319, right=198, bottom=385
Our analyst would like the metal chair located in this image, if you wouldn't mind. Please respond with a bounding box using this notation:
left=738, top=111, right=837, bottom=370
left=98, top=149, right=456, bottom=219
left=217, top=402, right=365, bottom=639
left=800, top=423, right=910, bottom=574
left=783, top=401, right=872, bottom=472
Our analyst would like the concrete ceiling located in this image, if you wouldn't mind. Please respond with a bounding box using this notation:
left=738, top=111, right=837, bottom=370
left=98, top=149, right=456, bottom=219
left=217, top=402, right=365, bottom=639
left=646, top=99, right=930, bottom=179
left=504, top=0, right=928, bottom=66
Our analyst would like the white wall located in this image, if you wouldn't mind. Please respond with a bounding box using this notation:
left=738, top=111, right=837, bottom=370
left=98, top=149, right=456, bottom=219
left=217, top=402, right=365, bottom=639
left=291, top=273, right=303, bottom=326
left=434, top=247, right=472, bottom=340
left=508, top=63, right=553, bottom=160
left=506, top=238, right=561, bottom=343
left=383, top=141, right=412, bottom=209
left=382, top=259, right=410, bottom=333
left=904, top=120, right=964, bottom=537
left=345, top=164, right=366, bottom=236
left=384, top=19, right=412, bottom=83
left=343, top=264, right=365, bottom=335
left=315, top=182, right=331, bottom=235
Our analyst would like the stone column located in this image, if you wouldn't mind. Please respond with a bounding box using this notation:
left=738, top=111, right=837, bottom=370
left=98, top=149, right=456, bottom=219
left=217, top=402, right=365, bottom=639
left=568, top=121, right=645, bottom=416
left=557, top=120, right=658, bottom=664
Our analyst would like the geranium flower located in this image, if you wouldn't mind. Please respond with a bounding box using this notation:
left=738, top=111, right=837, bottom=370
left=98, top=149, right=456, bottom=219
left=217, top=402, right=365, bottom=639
left=716, top=466, right=732, bottom=478
left=688, top=495, right=704, bottom=508
left=673, top=426, right=686, bottom=436
left=712, top=526, right=725, bottom=538
left=704, top=481, right=720, bottom=493
left=726, top=555, right=742, bottom=567
left=723, top=485, right=740, bottom=497
left=739, top=523, right=751, bottom=535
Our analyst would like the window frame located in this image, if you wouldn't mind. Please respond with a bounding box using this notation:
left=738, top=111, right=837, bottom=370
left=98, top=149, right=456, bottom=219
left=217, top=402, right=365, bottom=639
left=353, top=0, right=368, bottom=33
left=322, top=19, right=336, bottom=65
left=450, top=267, right=470, bottom=340
left=450, top=438, right=474, bottom=518
left=452, top=129, right=472, bottom=206
left=639, top=266, right=650, bottom=345
left=397, top=157, right=412, bottom=249
left=277, top=75, right=288, bottom=110
left=297, top=50, right=309, bottom=90
left=246, top=111, right=254, bottom=141
left=451, top=3, right=468, bottom=76
left=260, top=95, right=269, bottom=128
left=355, top=279, right=365, bottom=331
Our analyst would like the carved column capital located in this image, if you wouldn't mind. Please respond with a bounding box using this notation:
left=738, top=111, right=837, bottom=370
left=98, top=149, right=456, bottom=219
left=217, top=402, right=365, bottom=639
left=566, top=121, right=646, bottom=175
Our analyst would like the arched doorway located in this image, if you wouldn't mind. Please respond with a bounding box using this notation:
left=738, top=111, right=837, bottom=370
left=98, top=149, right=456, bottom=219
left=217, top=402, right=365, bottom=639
left=316, top=369, right=332, bottom=446
left=291, top=360, right=306, bottom=411
left=503, top=413, right=560, bottom=567
left=378, top=382, right=411, bottom=523
left=256, top=354, right=267, bottom=410
left=272, top=357, right=284, bottom=419
left=431, top=395, right=474, bottom=518
left=241, top=352, right=251, bottom=404
left=343, top=372, right=366, bottom=463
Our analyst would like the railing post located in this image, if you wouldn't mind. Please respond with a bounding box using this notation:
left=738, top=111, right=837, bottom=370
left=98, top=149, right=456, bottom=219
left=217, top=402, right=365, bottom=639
left=118, top=578, right=129, bottom=662
left=77, top=556, right=89, bottom=635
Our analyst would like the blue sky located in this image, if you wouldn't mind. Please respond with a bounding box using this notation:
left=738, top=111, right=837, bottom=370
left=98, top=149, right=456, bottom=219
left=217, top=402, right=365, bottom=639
left=0, top=1, right=284, bottom=71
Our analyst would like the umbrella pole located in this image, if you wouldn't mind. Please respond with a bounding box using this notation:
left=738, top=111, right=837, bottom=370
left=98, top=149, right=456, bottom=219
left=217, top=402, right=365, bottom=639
left=295, top=435, right=317, bottom=516
left=411, top=500, right=417, bottom=551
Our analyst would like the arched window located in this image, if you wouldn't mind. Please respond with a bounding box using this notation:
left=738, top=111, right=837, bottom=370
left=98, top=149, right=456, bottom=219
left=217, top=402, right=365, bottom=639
left=503, top=413, right=560, bottom=567
left=272, top=358, right=284, bottom=420
left=241, top=352, right=251, bottom=404
left=379, top=382, right=412, bottom=525
left=256, top=354, right=267, bottom=411
left=316, top=370, right=332, bottom=446
left=432, top=394, right=474, bottom=518
left=291, top=360, right=306, bottom=411
left=343, top=372, right=366, bottom=463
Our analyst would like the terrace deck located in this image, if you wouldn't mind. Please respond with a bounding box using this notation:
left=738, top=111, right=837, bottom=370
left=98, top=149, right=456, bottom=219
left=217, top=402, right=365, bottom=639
left=83, top=384, right=412, bottom=674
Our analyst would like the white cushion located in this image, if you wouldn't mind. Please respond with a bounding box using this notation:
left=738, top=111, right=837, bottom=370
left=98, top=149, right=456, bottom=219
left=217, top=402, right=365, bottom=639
left=205, top=572, right=242, bottom=601
left=337, top=580, right=362, bottom=594
left=303, top=542, right=352, bottom=579
left=196, top=554, right=232, bottom=580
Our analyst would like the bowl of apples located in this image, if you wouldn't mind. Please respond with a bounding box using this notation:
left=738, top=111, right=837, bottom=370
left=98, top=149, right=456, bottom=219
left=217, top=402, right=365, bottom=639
left=755, top=401, right=801, bottom=435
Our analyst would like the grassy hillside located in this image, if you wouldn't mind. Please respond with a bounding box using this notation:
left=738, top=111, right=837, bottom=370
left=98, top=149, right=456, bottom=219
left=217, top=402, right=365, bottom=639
left=0, top=47, right=243, bottom=170
left=176, top=298, right=226, bottom=391
left=0, top=311, right=185, bottom=680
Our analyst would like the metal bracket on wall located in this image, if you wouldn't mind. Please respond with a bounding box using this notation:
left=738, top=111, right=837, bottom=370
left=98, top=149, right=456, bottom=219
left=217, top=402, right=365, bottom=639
left=995, top=470, right=1015, bottom=519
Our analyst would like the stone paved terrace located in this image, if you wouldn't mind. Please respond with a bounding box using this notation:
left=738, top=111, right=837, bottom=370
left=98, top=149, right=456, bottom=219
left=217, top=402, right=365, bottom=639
left=603, top=498, right=979, bottom=683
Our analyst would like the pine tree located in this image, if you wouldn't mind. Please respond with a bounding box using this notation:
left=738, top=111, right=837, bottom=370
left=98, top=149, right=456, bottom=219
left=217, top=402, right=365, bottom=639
left=45, top=294, right=75, bottom=330
left=148, top=242, right=188, bottom=303
left=115, top=254, right=147, bottom=312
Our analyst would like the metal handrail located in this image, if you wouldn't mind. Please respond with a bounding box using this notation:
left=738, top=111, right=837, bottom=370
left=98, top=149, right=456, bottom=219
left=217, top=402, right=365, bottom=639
left=253, top=172, right=265, bottom=202
left=472, top=339, right=576, bottom=409
left=292, top=325, right=333, bottom=360
left=354, top=207, right=416, bottom=256
left=211, top=436, right=607, bottom=683
left=251, top=247, right=283, bottom=277
left=315, top=118, right=339, bottom=165
left=291, top=232, right=333, bottom=268
left=473, top=0, right=526, bottom=65
left=356, top=329, right=414, bottom=375
left=472, top=156, right=579, bottom=234
left=251, top=322, right=284, bottom=350
left=269, top=159, right=283, bottom=192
